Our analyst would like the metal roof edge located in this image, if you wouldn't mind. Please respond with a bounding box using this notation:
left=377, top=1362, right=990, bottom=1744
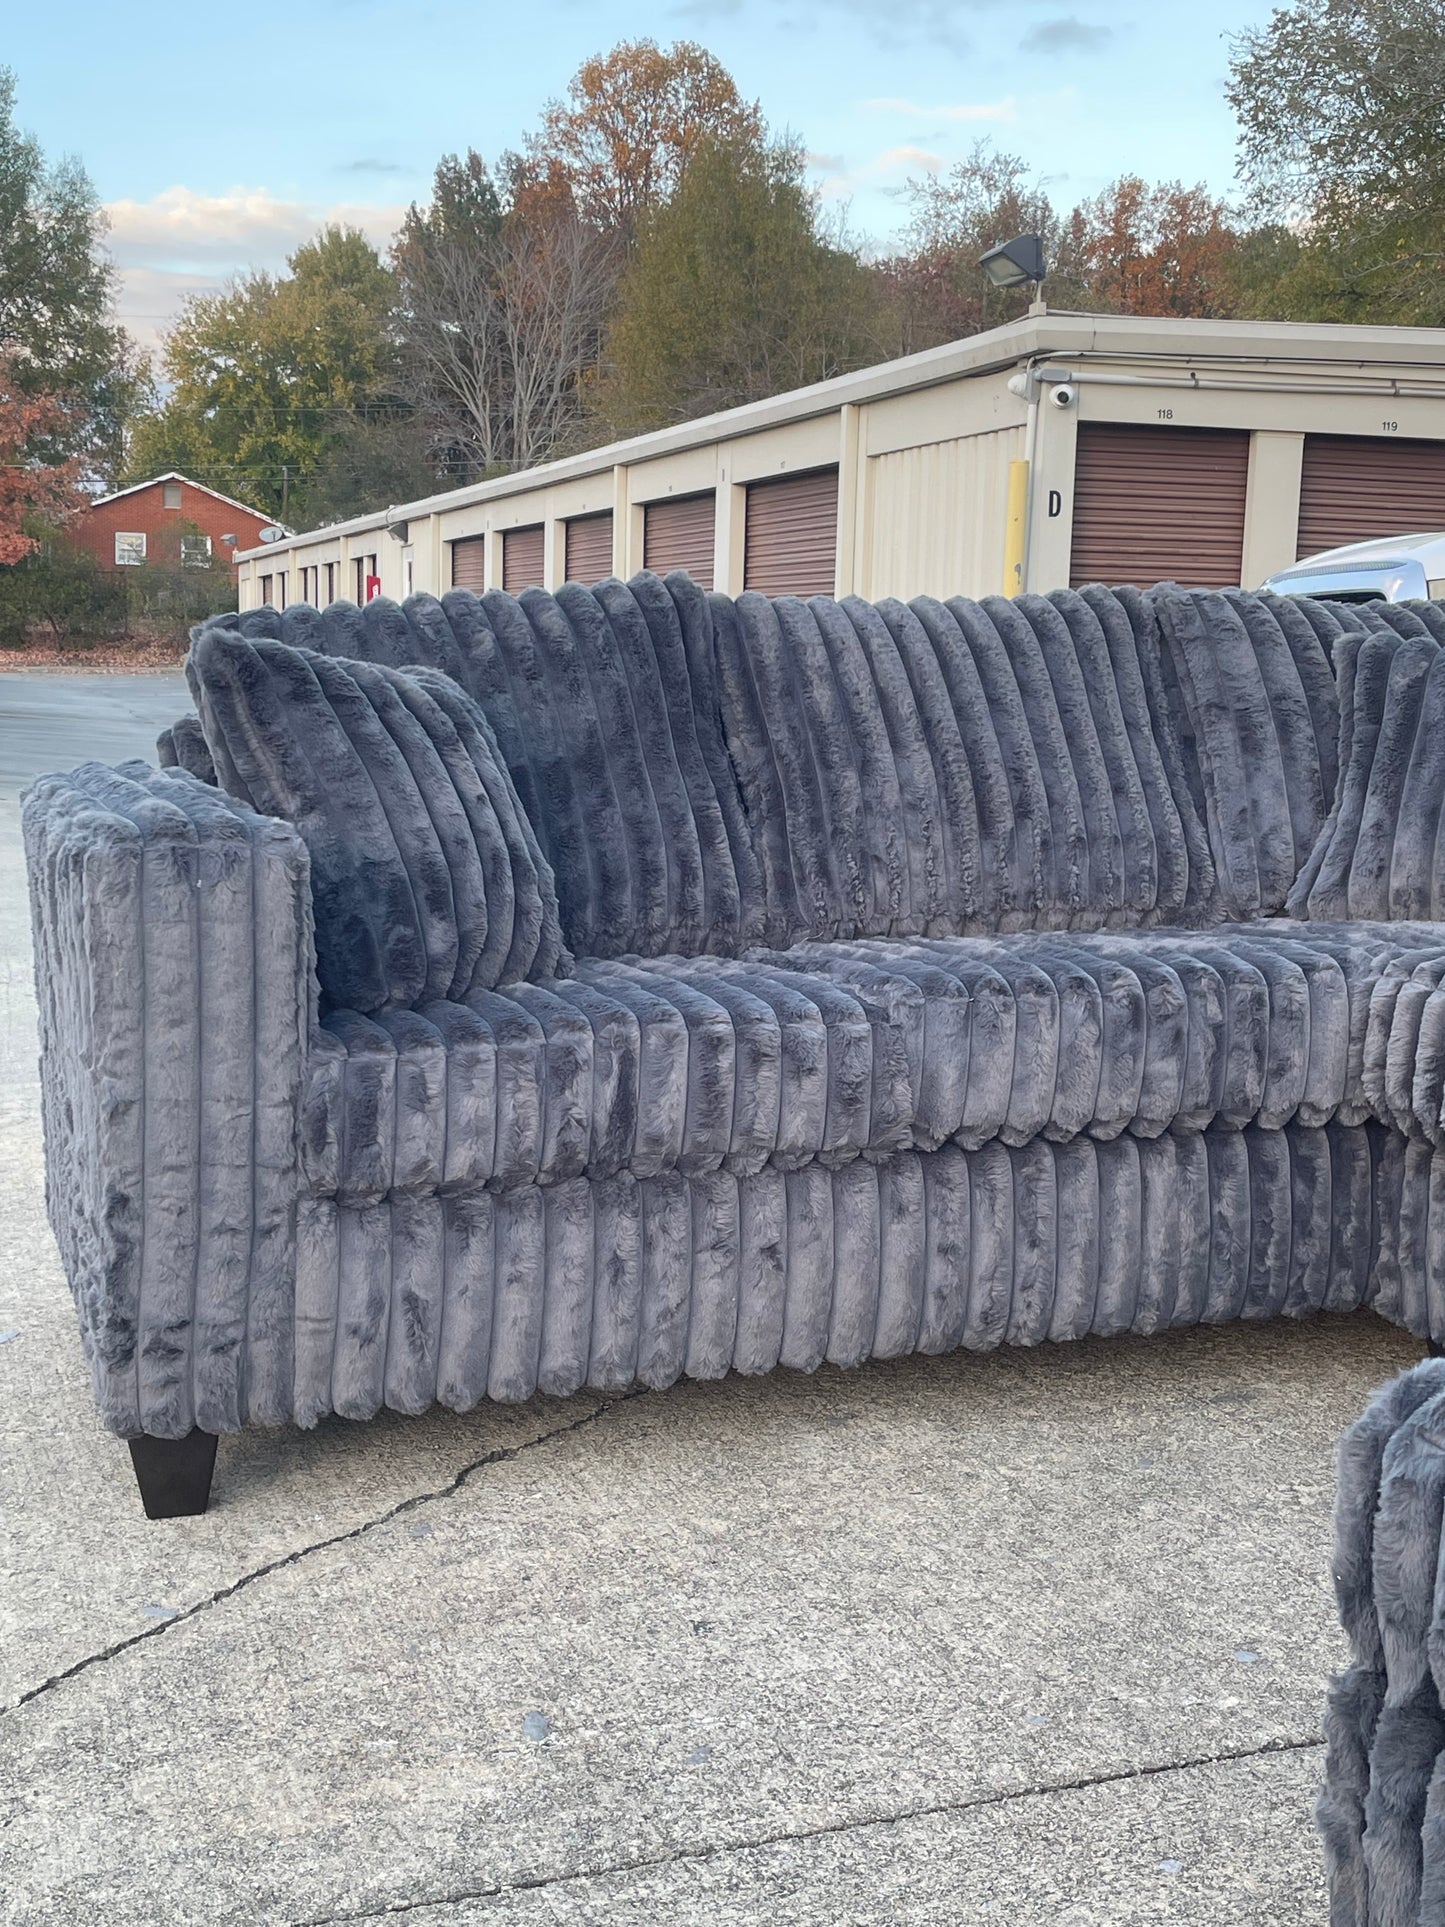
left=235, top=310, right=1445, bottom=562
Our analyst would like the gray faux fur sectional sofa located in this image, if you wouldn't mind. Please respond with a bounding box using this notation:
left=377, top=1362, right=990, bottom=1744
left=22, top=569, right=1445, bottom=1515
left=1320, top=1360, right=1445, bottom=1924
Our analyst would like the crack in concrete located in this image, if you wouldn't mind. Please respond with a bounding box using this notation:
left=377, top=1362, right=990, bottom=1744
left=9, top=1393, right=635, bottom=1713
left=285, top=1730, right=1326, bottom=1925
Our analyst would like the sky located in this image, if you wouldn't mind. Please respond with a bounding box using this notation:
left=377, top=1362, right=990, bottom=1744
left=8, top=0, right=1275, bottom=354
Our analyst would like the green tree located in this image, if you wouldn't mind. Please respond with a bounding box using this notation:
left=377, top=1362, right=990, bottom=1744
left=593, top=138, right=892, bottom=434
left=0, top=68, right=136, bottom=482
left=130, top=226, right=426, bottom=525
left=1228, top=0, right=1445, bottom=321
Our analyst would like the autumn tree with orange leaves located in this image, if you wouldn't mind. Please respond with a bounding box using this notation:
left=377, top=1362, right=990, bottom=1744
left=1071, top=176, right=1241, bottom=320
left=0, top=355, right=82, bottom=564
left=528, top=40, right=763, bottom=243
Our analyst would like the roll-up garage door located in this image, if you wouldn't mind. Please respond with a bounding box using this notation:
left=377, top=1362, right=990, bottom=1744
left=643, top=492, right=715, bottom=587
left=502, top=525, right=545, bottom=594
left=1297, top=435, right=1445, bottom=557
left=1069, top=424, right=1249, bottom=589
left=564, top=511, right=613, bottom=583
left=451, top=535, right=486, bottom=591
left=744, top=468, right=839, bottom=597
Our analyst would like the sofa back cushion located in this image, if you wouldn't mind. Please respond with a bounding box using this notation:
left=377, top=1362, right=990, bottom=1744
left=221, top=575, right=1378, bottom=953
left=292, top=579, right=757, bottom=962
left=187, top=629, right=567, bottom=1012
left=1287, top=617, right=1445, bottom=921
left=1147, top=588, right=1344, bottom=918
left=709, top=584, right=1226, bottom=940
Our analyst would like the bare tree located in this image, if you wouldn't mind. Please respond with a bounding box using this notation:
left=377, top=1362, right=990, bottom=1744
left=393, top=154, right=616, bottom=478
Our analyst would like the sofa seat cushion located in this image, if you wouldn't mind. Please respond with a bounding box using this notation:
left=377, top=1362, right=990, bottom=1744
left=299, top=922, right=1445, bottom=1202
left=188, top=629, right=567, bottom=1013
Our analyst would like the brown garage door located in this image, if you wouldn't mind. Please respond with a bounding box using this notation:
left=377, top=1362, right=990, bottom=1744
left=744, top=469, right=839, bottom=597
left=565, top=511, right=613, bottom=583
left=1298, top=435, right=1445, bottom=557
left=451, top=535, right=486, bottom=591
left=1069, top=424, right=1250, bottom=588
left=643, top=492, right=715, bottom=587
left=502, top=525, right=545, bottom=594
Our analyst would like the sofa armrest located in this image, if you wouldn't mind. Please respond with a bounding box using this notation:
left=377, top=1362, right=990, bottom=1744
left=22, top=760, right=314, bottom=1437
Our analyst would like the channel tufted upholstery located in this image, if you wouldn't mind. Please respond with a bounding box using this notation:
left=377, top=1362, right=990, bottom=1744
left=24, top=569, right=1445, bottom=1457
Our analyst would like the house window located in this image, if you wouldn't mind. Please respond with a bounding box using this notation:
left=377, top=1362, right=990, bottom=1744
left=114, top=531, right=146, bottom=566
left=181, top=533, right=211, bottom=568
left=325, top=561, right=336, bottom=604
left=162, top=483, right=182, bottom=509
left=278, top=571, right=288, bottom=609
left=259, top=574, right=274, bottom=605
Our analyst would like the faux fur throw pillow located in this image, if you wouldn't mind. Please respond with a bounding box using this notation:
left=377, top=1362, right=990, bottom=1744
left=1287, top=623, right=1445, bottom=921
left=187, top=629, right=568, bottom=1012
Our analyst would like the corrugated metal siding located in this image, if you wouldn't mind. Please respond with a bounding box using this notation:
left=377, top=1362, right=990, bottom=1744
left=564, top=511, right=613, bottom=583
left=502, top=524, right=545, bottom=593
left=1070, top=423, right=1250, bottom=588
left=451, top=535, right=486, bottom=591
left=1298, top=435, right=1445, bottom=557
left=643, top=492, right=715, bottom=586
left=867, top=428, right=1025, bottom=600
left=744, top=469, right=839, bottom=597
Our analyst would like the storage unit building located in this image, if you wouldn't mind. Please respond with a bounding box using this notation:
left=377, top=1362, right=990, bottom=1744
left=237, top=312, right=1445, bottom=610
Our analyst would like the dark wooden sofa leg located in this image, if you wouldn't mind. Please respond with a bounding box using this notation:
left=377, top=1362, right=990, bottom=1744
left=128, top=1429, right=218, bottom=1519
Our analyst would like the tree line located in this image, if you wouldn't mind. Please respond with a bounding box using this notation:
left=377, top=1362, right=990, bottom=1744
left=5, top=0, right=1445, bottom=549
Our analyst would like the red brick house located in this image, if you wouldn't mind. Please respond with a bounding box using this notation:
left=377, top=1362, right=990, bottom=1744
left=70, top=473, right=284, bottom=574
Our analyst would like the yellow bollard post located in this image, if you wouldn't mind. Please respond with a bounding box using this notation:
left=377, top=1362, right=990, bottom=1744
left=1003, top=458, right=1029, bottom=597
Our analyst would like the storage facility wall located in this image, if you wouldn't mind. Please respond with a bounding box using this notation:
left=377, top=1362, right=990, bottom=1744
left=867, top=428, right=1024, bottom=601
left=1069, top=423, right=1250, bottom=588
left=743, top=468, right=839, bottom=596
left=642, top=492, right=716, bottom=587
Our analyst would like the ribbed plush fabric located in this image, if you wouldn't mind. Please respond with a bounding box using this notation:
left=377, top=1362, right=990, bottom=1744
left=187, top=629, right=567, bottom=1011
left=34, top=581, right=1445, bottom=1460
left=21, top=761, right=313, bottom=1439
left=195, top=579, right=1373, bottom=955
left=1319, top=1361, right=1445, bottom=1927
left=1147, top=586, right=1347, bottom=918
left=156, top=714, right=216, bottom=784
left=1289, top=625, right=1445, bottom=926
left=300, top=924, right=1445, bottom=1202
left=291, top=1119, right=1395, bottom=1430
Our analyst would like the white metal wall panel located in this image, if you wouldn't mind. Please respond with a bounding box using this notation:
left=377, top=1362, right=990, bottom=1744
left=866, top=427, right=1025, bottom=601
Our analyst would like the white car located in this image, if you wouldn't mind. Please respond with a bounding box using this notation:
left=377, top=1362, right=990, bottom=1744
left=1261, top=532, right=1445, bottom=603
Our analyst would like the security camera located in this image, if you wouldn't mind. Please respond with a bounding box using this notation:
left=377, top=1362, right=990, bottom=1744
left=1049, top=383, right=1076, bottom=409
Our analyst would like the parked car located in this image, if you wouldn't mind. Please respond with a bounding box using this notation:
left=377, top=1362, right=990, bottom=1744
left=1261, top=531, right=1445, bottom=603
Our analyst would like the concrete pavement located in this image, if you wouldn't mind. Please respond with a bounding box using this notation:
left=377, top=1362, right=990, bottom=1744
left=0, top=673, right=1420, bottom=1925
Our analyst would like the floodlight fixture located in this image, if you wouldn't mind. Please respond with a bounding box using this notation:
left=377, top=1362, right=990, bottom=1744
left=979, top=234, right=1047, bottom=292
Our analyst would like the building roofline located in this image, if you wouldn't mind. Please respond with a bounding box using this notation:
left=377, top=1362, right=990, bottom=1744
left=92, top=471, right=289, bottom=529
left=235, top=309, right=1445, bottom=561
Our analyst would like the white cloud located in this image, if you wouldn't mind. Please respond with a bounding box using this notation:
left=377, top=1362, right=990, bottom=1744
left=110, top=265, right=227, bottom=355
left=101, top=186, right=409, bottom=350
left=811, top=144, right=944, bottom=202
left=104, top=185, right=407, bottom=269
left=863, top=96, right=1019, bottom=123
